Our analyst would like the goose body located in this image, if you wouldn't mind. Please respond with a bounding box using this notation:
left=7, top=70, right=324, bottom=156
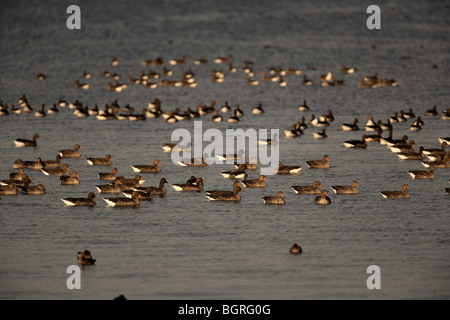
left=314, top=190, right=331, bottom=205
left=86, top=154, right=113, bottom=166
left=276, top=164, right=302, bottom=174
left=380, top=184, right=410, bottom=198
left=343, top=135, right=367, bottom=148
left=331, top=181, right=359, bottom=194
left=96, top=178, right=122, bottom=193
left=241, top=175, right=267, bottom=188
left=290, top=244, right=302, bottom=254
left=407, top=166, right=435, bottom=179
left=306, top=155, right=330, bottom=169
left=98, top=168, right=119, bottom=180
left=77, top=250, right=96, bottom=265
left=59, top=171, right=80, bottom=185
left=342, top=119, right=359, bottom=131
left=205, top=182, right=243, bottom=201
left=104, top=191, right=142, bottom=207
left=59, top=144, right=82, bottom=158
left=262, top=191, right=285, bottom=204
left=61, top=193, right=97, bottom=206
left=42, top=155, right=62, bottom=168
left=134, top=178, right=167, bottom=195
left=131, top=159, right=161, bottom=172
left=14, top=133, right=40, bottom=147
left=19, top=183, right=46, bottom=195
left=292, top=181, right=323, bottom=194
left=41, top=164, right=70, bottom=176
left=171, top=177, right=204, bottom=192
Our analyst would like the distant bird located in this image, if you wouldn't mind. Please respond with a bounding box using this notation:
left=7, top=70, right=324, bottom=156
left=262, top=191, right=285, bottom=204
left=75, top=80, right=90, bottom=90
left=343, top=135, right=367, bottom=148
left=342, top=119, right=359, bottom=131
left=276, top=164, right=302, bottom=174
left=205, top=182, right=243, bottom=201
left=86, top=154, right=113, bottom=166
left=380, top=184, right=410, bottom=198
left=241, top=175, right=267, bottom=188
left=37, top=72, right=46, bottom=80
left=306, top=155, right=330, bottom=169
left=42, top=155, right=62, bottom=168
left=171, top=177, right=205, bottom=192
left=98, top=168, right=119, bottom=181
left=407, top=165, right=435, bottom=179
left=96, top=178, right=122, bottom=194
left=292, top=181, right=323, bottom=194
left=134, top=178, right=167, bottom=195
left=425, top=106, right=438, bottom=116
left=77, top=250, right=96, bottom=265
left=313, top=129, right=327, bottom=139
left=104, top=191, right=143, bottom=207
left=290, top=243, right=302, bottom=254
left=59, top=144, right=82, bottom=158
left=61, top=193, right=97, bottom=206
left=59, top=171, right=80, bottom=185
left=35, top=104, right=46, bottom=117
left=131, top=159, right=161, bottom=172
left=297, top=100, right=309, bottom=111
left=252, top=103, right=264, bottom=114
left=14, top=133, right=40, bottom=147
left=18, top=182, right=46, bottom=195
left=41, top=164, right=70, bottom=176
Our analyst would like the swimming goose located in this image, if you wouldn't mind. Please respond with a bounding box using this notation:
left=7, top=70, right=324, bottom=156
left=10, top=104, right=22, bottom=114
left=41, top=164, right=70, bottom=176
left=407, top=165, right=435, bottom=179
left=228, top=110, right=240, bottom=123
left=340, top=65, right=358, bottom=74
left=385, top=135, right=409, bottom=148
left=285, top=124, right=302, bottom=138
left=331, top=181, right=359, bottom=194
left=9, top=169, right=29, bottom=181
left=77, top=250, right=96, bottom=265
left=96, top=178, right=122, bottom=194
left=37, top=72, right=46, bottom=80
left=211, top=109, right=223, bottom=122
left=216, top=150, right=245, bottom=162
left=342, top=119, right=359, bottom=131
left=389, top=140, right=416, bottom=153
left=59, top=144, right=82, bottom=158
left=117, top=175, right=146, bottom=190
left=86, top=154, right=113, bottom=166
left=98, top=168, right=119, bottom=180
left=404, top=108, right=415, bottom=118
left=171, top=177, right=205, bottom=192
left=134, top=178, right=167, bottom=195
left=35, top=104, right=46, bottom=117
left=290, top=243, right=302, bottom=254
left=221, top=164, right=248, bottom=179
left=25, top=158, right=44, bottom=170
left=421, top=152, right=449, bottom=168
left=396, top=110, right=407, bottom=122
left=365, top=128, right=383, bottom=142
left=381, top=119, right=393, bottom=131
left=343, top=135, right=368, bottom=148
left=47, top=104, right=59, bottom=114
left=425, top=106, right=438, bottom=116
left=61, top=193, right=96, bottom=206
left=0, top=184, right=18, bottom=195
left=18, top=181, right=46, bottom=195
left=169, top=56, right=187, bottom=65
left=220, top=101, right=231, bottom=113
left=396, top=146, right=425, bottom=160
left=276, top=164, right=302, bottom=174
left=262, top=191, right=285, bottom=204
left=233, top=158, right=259, bottom=170
left=241, top=175, right=267, bottom=188
left=258, top=133, right=278, bottom=145
left=441, top=108, right=450, bottom=120
left=59, top=171, right=80, bottom=185
left=252, top=103, right=264, bottom=114
left=314, top=190, right=331, bottom=205
left=365, top=115, right=376, bottom=128
left=14, top=133, right=40, bottom=147
left=104, top=191, right=143, bottom=207
left=409, top=120, right=422, bottom=131
left=306, top=155, right=330, bottom=169
left=12, top=159, right=24, bottom=169
left=75, top=80, right=89, bottom=90
left=302, top=75, right=312, bottom=85
left=292, top=181, right=323, bottom=194
left=380, top=184, right=410, bottom=198
left=423, top=142, right=448, bottom=158
left=131, top=159, right=161, bottom=172
left=42, top=155, right=62, bottom=168
left=111, top=57, right=119, bottom=66
left=177, top=156, right=207, bottom=167
left=205, top=182, right=243, bottom=201
left=366, top=120, right=383, bottom=132
left=298, top=100, right=309, bottom=112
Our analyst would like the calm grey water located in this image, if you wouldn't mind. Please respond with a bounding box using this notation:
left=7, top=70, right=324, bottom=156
left=0, top=0, right=449, bottom=300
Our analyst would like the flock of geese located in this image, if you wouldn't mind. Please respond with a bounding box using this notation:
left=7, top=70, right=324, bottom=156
left=1, top=55, right=449, bottom=258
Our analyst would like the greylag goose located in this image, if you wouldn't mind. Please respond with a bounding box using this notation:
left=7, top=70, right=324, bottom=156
left=423, top=142, right=448, bottom=159
left=134, top=178, right=167, bottom=195
left=98, top=168, right=119, bottom=180
left=407, top=165, right=435, bottom=179
left=425, top=106, right=438, bottom=116
left=396, top=146, right=425, bottom=160
left=42, top=155, right=62, bottom=168
left=331, top=181, right=359, bottom=194
left=262, top=191, right=285, bottom=204
left=41, top=164, right=70, bottom=176
left=25, top=158, right=44, bottom=170
left=314, top=190, right=331, bottom=205
left=0, top=184, right=18, bottom=195
left=59, top=171, right=80, bottom=185
left=86, top=154, right=113, bottom=166
left=205, top=182, right=243, bottom=201
left=306, top=155, right=330, bottom=169
left=389, top=140, right=416, bottom=153
left=14, top=133, right=40, bottom=147
left=18, top=181, right=46, bottom=195
left=252, top=103, right=264, bottom=114
left=9, top=168, right=29, bottom=181
left=117, top=175, right=145, bottom=190
left=131, top=159, right=161, bottom=172
left=421, top=152, right=449, bottom=168
left=292, top=181, right=323, bottom=194
left=221, top=164, right=248, bottom=179
left=380, top=184, right=410, bottom=198
left=343, top=135, right=367, bottom=148
left=177, top=156, right=207, bottom=167
left=313, top=129, right=327, bottom=139
left=298, top=100, right=309, bottom=112
left=59, top=144, right=82, bottom=158
left=342, top=119, right=359, bottom=131
left=290, top=243, right=302, bottom=254
left=171, top=177, right=205, bottom=192
left=61, top=193, right=97, bottom=206
left=241, top=175, right=267, bottom=188
left=96, top=178, right=122, bottom=193
left=104, top=191, right=143, bottom=207
left=276, top=164, right=302, bottom=174
left=77, top=250, right=96, bottom=265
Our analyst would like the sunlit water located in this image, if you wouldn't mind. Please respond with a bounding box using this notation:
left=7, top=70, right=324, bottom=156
left=0, top=0, right=449, bottom=299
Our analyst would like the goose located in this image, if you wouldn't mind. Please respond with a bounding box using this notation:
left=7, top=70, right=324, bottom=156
left=366, top=120, right=383, bottom=132
left=37, top=72, right=46, bottom=80
left=364, top=115, right=376, bottom=128
left=0, top=184, right=18, bottom=195
left=171, top=177, right=205, bottom=192
left=59, top=171, right=80, bottom=185
left=216, top=150, right=245, bottom=162
left=389, top=140, right=416, bottom=153
left=246, top=77, right=259, bottom=85
left=276, top=164, right=302, bottom=174
left=297, top=100, right=309, bottom=112
left=77, top=250, right=96, bottom=265
left=365, top=128, right=383, bottom=142
left=234, top=105, right=244, bottom=117
left=35, top=104, right=46, bottom=117
left=314, top=190, right=331, bottom=205
left=205, top=182, right=243, bottom=201
left=423, top=142, right=448, bottom=158
left=111, top=57, right=119, bottom=66
left=290, top=244, right=302, bottom=254
left=397, top=146, right=425, bottom=160
left=96, top=178, right=122, bottom=194
left=41, top=164, right=70, bottom=176
left=22, top=103, right=33, bottom=113
left=18, top=181, right=46, bottom=195
left=220, top=101, right=232, bottom=113
left=9, top=169, right=29, bottom=182
left=233, top=158, right=259, bottom=170
left=389, top=112, right=399, bottom=123
left=75, top=80, right=89, bottom=90
left=343, top=135, right=368, bottom=148
left=221, top=164, right=248, bottom=179
left=340, top=65, right=358, bottom=73
left=10, top=104, right=22, bottom=114
left=194, top=58, right=208, bottom=65
left=262, top=191, right=285, bottom=204
left=0, top=106, right=10, bottom=116
left=286, top=66, right=301, bottom=75
left=407, top=165, right=435, bottom=179
left=241, top=175, right=267, bottom=188
left=385, top=135, right=409, bottom=147
left=331, top=181, right=359, bottom=194
left=117, top=175, right=146, bottom=190
left=14, top=133, right=40, bottom=147
left=42, top=155, right=62, bottom=168
left=161, top=142, right=191, bottom=153
left=409, top=120, right=422, bottom=131
left=86, top=154, right=113, bottom=166
left=381, top=119, right=393, bottom=131
left=214, top=55, right=232, bottom=64
left=121, top=189, right=153, bottom=200
left=25, top=158, right=44, bottom=170
left=306, top=155, right=330, bottom=169
left=421, top=152, right=449, bottom=168
left=169, top=56, right=187, bottom=65
left=47, top=104, right=59, bottom=114
left=59, top=144, right=82, bottom=158
left=342, top=119, right=359, bottom=131
left=441, top=108, right=450, bottom=120
left=425, top=106, right=438, bottom=116
left=228, top=110, right=240, bottom=123
left=252, top=103, right=264, bottom=114
left=309, top=114, right=319, bottom=126
left=284, top=124, right=301, bottom=138
left=292, top=181, right=323, bottom=194
left=131, top=159, right=161, bottom=172
left=380, top=184, right=410, bottom=198
left=177, top=156, right=207, bottom=167
left=134, top=178, right=167, bottom=195
left=104, top=191, right=143, bottom=207
left=98, top=168, right=119, bottom=180
left=211, top=109, right=223, bottom=122
left=12, top=159, right=25, bottom=169
left=258, top=133, right=278, bottom=145
left=396, top=110, right=407, bottom=122
left=302, top=75, right=312, bottom=85
left=61, top=193, right=97, bottom=206
left=404, top=108, right=415, bottom=118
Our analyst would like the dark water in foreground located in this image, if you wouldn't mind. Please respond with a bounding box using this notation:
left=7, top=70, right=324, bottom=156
left=0, top=0, right=449, bottom=299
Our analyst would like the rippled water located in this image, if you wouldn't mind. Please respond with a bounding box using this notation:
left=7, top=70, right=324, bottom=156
left=0, top=0, right=449, bottom=300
